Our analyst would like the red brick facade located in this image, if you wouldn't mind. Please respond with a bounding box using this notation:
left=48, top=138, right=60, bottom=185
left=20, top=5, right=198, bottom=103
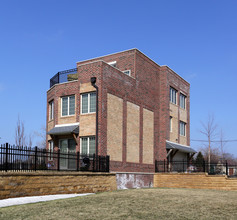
left=47, top=49, right=190, bottom=173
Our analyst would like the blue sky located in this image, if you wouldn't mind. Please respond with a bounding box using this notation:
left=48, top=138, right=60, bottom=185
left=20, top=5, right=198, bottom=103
left=0, top=0, right=236, bottom=156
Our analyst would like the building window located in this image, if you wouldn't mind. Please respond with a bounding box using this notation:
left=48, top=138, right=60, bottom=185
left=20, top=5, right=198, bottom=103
left=170, top=116, right=172, bottom=132
left=80, top=136, right=96, bottom=156
left=180, top=93, right=186, bottom=109
left=180, top=121, right=186, bottom=136
left=48, top=141, right=54, bottom=160
left=61, top=95, right=75, bottom=116
left=49, top=100, right=54, bottom=120
left=122, top=70, right=131, bottom=76
left=81, top=92, right=96, bottom=114
left=108, top=61, right=116, bottom=67
left=170, top=87, right=177, bottom=104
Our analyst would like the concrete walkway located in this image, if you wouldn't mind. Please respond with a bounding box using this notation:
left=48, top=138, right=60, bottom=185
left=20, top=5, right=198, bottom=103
left=0, top=193, right=94, bottom=208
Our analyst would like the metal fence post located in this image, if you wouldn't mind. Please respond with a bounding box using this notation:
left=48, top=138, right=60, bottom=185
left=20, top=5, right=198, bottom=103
left=203, top=160, right=205, bottom=173
left=77, top=152, right=79, bottom=171
left=5, top=143, right=8, bottom=172
left=226, top=160, right=228, bottom=176
left=183, top=159, right=185, bottom=172
left=106, top=155, right=110, bottom=172
left=96, top=155, right=99, bottom=172
left=34, top=147, right=38, bottom=171
left=99, top=156, right=101, bottom=172
left=57, top=149, right=60, bottom=171
left=93, top=154, right=95, bottom=172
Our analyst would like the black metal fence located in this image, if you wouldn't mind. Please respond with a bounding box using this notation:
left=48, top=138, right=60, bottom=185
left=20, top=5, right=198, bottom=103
left=50, top=68, right=78, bottom=88
left=0, top=143, right=110, bottom=172
left=155, top=160, right=237, bottom=177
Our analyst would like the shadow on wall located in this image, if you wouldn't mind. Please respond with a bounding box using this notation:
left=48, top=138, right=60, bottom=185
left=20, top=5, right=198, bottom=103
left=116, top=173, right=153, bottom=190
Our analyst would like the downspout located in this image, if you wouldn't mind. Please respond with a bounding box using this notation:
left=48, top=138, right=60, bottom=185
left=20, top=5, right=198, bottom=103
left=91, top=77, right=98, bottom=158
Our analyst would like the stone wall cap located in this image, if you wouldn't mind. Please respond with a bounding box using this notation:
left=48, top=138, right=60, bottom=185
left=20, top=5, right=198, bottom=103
left=0, top=171, right=115, bottom=177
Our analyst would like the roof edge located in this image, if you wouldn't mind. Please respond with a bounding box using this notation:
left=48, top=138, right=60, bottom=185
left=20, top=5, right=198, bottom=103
left=166, top=140, right=190, bottom=148
left=161, top=65, right=190, bottom=85
left=76, top=48, right=138, bottom=64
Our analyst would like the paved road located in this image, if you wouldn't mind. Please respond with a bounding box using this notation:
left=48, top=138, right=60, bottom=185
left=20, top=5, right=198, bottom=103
left=0, top=193, right=94, bottom=208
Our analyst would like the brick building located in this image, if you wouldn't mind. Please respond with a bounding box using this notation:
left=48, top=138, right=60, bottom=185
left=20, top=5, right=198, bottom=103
left=47, top=49, right=196, bottom=172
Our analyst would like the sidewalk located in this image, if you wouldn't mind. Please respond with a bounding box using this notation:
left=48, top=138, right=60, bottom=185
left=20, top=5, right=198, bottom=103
left=0, top=193, right=94, bottom=208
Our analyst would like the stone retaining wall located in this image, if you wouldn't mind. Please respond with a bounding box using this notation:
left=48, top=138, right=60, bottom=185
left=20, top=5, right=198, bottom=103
left=154, top=173, right=237, bottom=191
left=0, top=172, right=117, bottom=199
left=2, top=172, right=237, bottom=200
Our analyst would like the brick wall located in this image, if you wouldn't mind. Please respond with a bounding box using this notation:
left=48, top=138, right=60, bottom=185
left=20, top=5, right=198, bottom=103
left=154, top=173, right=237, bottom=191
left=0, top=172, right=117, bottom=200
left=101, top=50, right=162, bottom=172
left=47, top=80, right=80, bottom=150
left=165, top=66, right=190, bottom=146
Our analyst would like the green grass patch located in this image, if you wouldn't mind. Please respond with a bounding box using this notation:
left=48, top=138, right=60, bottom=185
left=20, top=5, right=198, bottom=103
left=0, top=188, right=237, bottom=219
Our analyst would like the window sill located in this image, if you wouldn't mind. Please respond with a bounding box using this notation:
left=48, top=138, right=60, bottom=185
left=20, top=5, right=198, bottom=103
left=60, top=115, right=75, bottom=118
left=80, top=112, right=96, bottom=116
left=170, top=102, right=177, bottom=106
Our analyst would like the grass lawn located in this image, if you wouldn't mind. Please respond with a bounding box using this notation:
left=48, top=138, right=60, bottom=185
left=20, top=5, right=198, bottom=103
left=0, top=188, right=237, bottom=220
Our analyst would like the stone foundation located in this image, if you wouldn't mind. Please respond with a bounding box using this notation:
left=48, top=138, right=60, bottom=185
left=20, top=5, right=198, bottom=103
left=116, top=173, right=153, bottom=189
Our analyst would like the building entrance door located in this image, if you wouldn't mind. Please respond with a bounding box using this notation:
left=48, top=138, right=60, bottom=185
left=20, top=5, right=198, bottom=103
left=59, top=139, right=76, bottom=170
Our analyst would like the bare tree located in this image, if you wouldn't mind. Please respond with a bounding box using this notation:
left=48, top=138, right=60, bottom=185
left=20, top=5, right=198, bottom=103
left=219, top=129, right=226, bottom=163
left=28, top=133, right=33, bottom=148
left=200, top=146, right=220, bottom=163
left=200, top=114, right=218, bottom=165
left=15, top=116, right=26, bottom=147
left=34, top=125, right=46, bottom=149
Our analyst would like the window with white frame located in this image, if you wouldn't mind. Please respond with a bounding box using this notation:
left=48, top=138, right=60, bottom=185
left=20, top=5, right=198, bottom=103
left=122, top=70, right=131, bottom=76
left=49, top=100, right=54, bottom=120
left=180, top=121, right=186, bottom=136
left=80, top=136, right=96, bottom=156
left=108, top=61, right=116, bottom=67
left=61, top=95, right=75, bottom=116
left=81, top=92, right=96, bottom=114
left=170, top=87, right=177, bottom=104
left=180, top=93, right=186, bottom=109
left=48, top=141, right=54, bottom=160
left=170, top=116, right=172, bottom=132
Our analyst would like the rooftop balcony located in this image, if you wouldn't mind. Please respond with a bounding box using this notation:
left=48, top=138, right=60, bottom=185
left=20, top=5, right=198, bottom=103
left=50, top=68, right=78, bottom=88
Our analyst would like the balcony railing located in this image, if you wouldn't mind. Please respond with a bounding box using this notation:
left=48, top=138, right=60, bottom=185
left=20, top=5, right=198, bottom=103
left=50, top=68, right=78, bottom=88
